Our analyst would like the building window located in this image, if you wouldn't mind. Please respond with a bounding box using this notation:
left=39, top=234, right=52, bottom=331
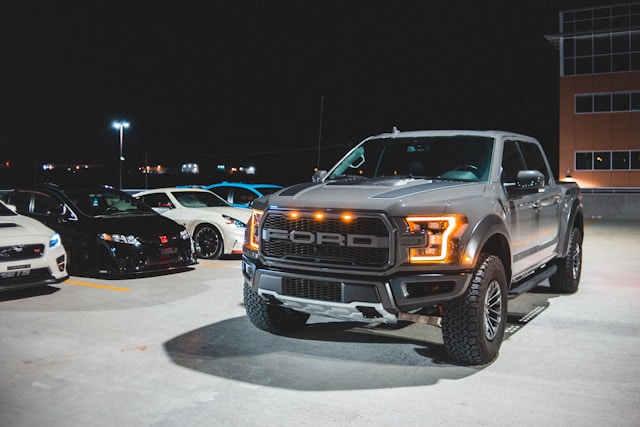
left=612, top=151, right=630, bottom=169
left=575, top=152, right=593, bottom=170
left=575, top=91, right=640, bottom=113
left=576, top=150, right=640, bottom=170
left=560, top=4, right=640, bottom=76
left=594, top=152, right=611, bottom=169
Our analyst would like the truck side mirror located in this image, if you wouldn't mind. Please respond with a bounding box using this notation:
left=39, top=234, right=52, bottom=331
left=516, top=170, right=545, bottom=191
left=312, top=170, right=328, bottom=182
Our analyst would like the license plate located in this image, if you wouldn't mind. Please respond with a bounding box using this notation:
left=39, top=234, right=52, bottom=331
left=161, top=247, right=178, bottom=255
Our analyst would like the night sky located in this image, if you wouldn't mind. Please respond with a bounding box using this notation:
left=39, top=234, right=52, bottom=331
left=1, top=1, right=605, bottom=186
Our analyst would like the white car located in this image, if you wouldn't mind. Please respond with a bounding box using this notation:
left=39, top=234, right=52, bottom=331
left=134, top=188, right=251, bottom=259
left=0, top=200, right=68, bottom=292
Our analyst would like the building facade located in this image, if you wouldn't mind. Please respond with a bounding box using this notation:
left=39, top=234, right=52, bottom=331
left=549, top=2, right=640, bottom=189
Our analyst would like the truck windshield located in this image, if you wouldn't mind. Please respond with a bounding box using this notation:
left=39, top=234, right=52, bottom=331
left=329, top=135, right=494, bottom=182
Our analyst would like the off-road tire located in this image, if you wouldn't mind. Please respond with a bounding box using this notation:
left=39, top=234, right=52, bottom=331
left=549, top=227, right=582, bottom=294
left=243, top=281, right=310, bottom=334
left=442, top=254, right=508, bottom=365
left=193, top=224, right=223, bottom=259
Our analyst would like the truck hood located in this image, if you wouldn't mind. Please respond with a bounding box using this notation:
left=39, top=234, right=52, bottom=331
left=256, top=178, right=487, bottom=216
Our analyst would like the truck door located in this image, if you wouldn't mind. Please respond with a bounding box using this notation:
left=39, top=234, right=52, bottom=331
left=519, top=141, right=561, bottom=263
left=501, top=140, right=537, bottom=274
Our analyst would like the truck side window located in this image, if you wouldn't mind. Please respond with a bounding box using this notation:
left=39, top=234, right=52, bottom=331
left=502, top=140, right=525, bottom=184
left=519, top=141, right=551, bottom=184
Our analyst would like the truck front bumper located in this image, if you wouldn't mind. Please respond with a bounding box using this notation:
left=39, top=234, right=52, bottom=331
left=242, top=256, right=472, bottom=324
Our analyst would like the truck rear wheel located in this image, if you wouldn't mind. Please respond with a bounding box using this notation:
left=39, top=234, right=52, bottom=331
left=442, top=254, right=507, bottom=365
left=243, top=281, right=310, bottom=334
left=549, top=227, right=582, bottom=294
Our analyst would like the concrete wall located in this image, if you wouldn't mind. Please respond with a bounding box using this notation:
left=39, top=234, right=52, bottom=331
left=582, top=193, right=640, bottom=219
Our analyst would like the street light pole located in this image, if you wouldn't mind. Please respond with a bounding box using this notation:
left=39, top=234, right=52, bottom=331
left=112, top=121, right=130, bottom=189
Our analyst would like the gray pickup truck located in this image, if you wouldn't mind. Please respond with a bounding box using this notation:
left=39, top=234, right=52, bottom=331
left=242, top=129, right=583, bottom=364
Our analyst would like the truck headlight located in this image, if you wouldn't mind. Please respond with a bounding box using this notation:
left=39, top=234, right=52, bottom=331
left=248, top=209, right=263, bottom=250
left=405, top=215, right=465, bottom=262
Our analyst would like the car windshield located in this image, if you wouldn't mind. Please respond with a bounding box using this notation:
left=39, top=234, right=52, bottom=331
left=0, top=202, right=17, bottom=216
left=328, top=135, right=494, bottom=182
left=65, top=188, right=155, bottom=217
left=173, top=191, right=229, bottom=208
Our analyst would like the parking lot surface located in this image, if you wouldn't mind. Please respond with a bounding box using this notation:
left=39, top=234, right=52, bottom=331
left=1, top=220, right=639, bottom=426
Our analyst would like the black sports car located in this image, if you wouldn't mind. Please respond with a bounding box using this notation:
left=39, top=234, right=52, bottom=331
left=3, top=184, right=196, bottom=277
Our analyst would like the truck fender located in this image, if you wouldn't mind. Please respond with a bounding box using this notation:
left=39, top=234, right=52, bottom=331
left=463, top=214, right=512, bottom=282
left=558, top=200, right=584, bottom=258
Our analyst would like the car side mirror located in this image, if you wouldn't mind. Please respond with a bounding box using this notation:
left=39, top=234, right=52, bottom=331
left=516, top=170, right=545, bottom=192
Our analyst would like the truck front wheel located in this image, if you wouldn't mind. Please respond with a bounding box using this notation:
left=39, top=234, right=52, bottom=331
left=549, top=227, right=582, bottom=294
left=442, top=254, right=508, bottom=365
left=243, top=281, right=310, bottom=334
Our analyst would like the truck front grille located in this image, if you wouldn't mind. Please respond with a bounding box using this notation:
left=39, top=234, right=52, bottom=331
left=261, top=212, right=392, bottom=269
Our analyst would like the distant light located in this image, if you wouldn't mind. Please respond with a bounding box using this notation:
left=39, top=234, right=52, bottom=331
left=112, top=121, right=130, bottom=130
left=245, top=166, right=256, bottom=175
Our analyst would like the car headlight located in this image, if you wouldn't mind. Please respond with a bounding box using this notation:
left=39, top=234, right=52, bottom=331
left=404, top=215, right=466, bottom=262
left=100, top=233, right=141, bottom=246
left=223, top=214, right=246, bottom=228
left=180, top=229, right=190, bottom=240
left=49, top=232, right=62, bottom=248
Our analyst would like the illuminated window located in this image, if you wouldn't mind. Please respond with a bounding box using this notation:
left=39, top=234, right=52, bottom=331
left=594, top=152, right=611, bottom=170
left=576, top=150, right=640, bottom=170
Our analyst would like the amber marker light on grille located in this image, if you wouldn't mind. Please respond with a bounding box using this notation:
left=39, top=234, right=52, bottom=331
left=314, top=212, right=324, bottom=220
left=342, top=213, right=353, bottom=222
left=406, top=215, right=461, bottom=262
left=289, top=211, right=299, bottom=219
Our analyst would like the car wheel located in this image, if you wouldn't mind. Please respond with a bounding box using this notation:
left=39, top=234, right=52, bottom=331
left=193, top=224, right=223, bottom=259
left=243, top=281, right=310, bottom=334
left=442, top=254, right=508, bottom=365
left=549, top=227, right=582, bottom=294
left=70, top=238, right=99, bottom=277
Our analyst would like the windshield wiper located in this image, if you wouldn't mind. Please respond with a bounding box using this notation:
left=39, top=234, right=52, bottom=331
left=327, top=174, right=367, bottom=181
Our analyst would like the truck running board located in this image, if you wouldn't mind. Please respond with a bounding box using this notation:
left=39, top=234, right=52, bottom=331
left=508, top=264, right=557, bottom=299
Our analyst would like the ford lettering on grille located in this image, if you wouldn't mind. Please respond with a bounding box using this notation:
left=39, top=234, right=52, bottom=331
left=263, top=229, right=388, bottom=248
left=261, top=212, right=392, bottom=268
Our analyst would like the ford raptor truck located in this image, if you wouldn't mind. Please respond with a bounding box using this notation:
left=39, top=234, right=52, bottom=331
left=242, top=129, right=583, bottom=365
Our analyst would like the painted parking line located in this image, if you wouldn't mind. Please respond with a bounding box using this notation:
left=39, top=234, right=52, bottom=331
left=65, top=280, right=131, bottom=292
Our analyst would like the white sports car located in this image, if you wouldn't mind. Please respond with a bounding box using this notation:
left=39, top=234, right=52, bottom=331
left=0, top=200, right=68, bottom=292
left=134, top=188, right=251, bottom=259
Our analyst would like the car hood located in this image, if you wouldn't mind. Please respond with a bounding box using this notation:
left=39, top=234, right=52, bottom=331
left=0, top=214, right=57, bottom=246
left=253, top=178, right=488, bottom=216
left=177, top=206, right=252, bottom=222
left=88, top=213, right=186, bottom=236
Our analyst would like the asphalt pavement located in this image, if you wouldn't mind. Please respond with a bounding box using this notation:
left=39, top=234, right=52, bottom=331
left=0, top=219, right=638, bottom=426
